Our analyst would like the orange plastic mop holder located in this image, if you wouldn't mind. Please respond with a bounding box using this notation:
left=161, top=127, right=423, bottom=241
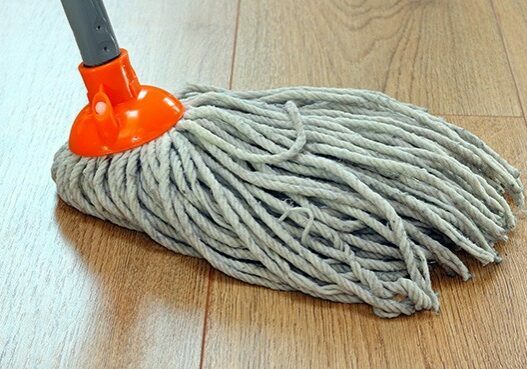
left=69, top=49, right=184, bottom=156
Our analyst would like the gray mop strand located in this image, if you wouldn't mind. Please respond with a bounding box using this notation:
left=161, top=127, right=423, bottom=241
left=51, top=85, right=524, bottom=317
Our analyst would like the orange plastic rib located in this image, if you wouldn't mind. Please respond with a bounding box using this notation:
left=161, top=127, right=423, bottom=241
left=69, top=49, right=184, bottom=156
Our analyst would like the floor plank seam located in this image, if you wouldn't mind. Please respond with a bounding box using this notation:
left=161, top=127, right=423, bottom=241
left=228, top=0, right=242, bottom=90
left=489, top=0, right=527, bottom=128
left=442, top=114, right=523, bottom=119
left=198, top=268, right=214, bottom=369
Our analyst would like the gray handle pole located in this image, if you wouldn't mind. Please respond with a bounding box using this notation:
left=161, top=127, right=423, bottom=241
left=61, top=0, right=120, bottom=67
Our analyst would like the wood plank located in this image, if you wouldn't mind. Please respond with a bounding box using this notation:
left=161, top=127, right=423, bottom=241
left=492, top=0, right=527, bottom=117
left=231, top=0, right=521, bottom=116
left=0, top=1, right=237, bottom=368
left=201, top=116, right=527, bottom=369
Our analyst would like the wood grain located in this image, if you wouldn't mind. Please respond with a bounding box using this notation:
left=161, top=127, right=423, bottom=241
left=492, top=0, right=527, bottom=117
left=232, top=0, right=521, bottom=116
left=0, top=1, right=237, bottom=368
left=202, top=116, right=527, bottom=369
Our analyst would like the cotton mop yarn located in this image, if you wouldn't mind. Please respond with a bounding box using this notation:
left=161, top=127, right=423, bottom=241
left=51, top=85, right=524, bottom=317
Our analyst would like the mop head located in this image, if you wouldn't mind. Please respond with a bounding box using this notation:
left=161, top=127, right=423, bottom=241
left=52, top=85, right=524, bottom=317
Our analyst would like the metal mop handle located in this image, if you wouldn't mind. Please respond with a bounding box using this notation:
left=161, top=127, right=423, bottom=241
left=60, top=0, right=120, bottom=67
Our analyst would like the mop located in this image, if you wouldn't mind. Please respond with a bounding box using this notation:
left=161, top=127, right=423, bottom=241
left=52, top=0, right=524, bottom=317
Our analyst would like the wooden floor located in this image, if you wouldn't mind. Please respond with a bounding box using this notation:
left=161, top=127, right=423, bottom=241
left=1, top=0, right=527, bottom=368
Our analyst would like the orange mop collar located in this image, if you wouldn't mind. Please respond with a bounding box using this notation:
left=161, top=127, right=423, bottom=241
left=69, top=49, right=184, bottom=157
